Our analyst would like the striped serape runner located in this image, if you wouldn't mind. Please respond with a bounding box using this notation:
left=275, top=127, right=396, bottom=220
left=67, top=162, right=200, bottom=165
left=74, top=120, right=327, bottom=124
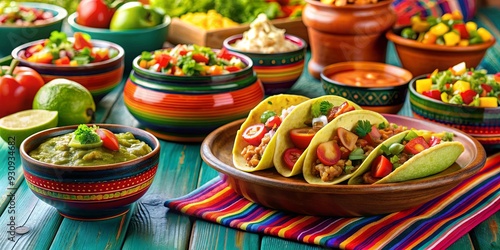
left=165, top=152, right=500, bottom=249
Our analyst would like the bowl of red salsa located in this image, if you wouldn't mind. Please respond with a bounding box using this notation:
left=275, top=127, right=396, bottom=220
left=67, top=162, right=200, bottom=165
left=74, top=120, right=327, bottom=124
left=123, top=44, right=265, bottom=142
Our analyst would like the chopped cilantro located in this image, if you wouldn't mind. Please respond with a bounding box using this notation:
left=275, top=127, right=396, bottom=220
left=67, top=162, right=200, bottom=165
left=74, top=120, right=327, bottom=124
left=311, top=101, right=333, bottom=118
left=73, top=124, right=100, bottom=144
left=354, top=120, right=372, bottom=137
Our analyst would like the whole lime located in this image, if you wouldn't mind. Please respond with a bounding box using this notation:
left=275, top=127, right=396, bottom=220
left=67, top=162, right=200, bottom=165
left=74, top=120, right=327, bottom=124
left=33, top=79, right=95, bottom=126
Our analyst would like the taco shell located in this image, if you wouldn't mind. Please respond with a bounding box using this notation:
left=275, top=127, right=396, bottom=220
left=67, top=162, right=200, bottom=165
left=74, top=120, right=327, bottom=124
left=232, top=94, right=310, bottom=172
left=273, top=95, right=361, bottom=177
left=302, top=110, right=389, bottom=184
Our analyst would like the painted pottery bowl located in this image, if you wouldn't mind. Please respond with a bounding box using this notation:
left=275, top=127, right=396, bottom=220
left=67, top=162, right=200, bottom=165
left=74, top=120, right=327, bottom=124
left=0, top=2, right=67, bottom=58
left=321, top=61, right=413, bottom=114
left=302, top=0, right=397, bottom=79
left=409, top=75, right=500, bottom=153
left=386, top=28, right=496, bottom=77
left=12, top=38, right=125, bottom=101
left=223, top=34, right=307, bottom=95
left=123, top=51, right=265, bottom=142
left=67, top=12, right=171, bottom=73
left=19, top=124, right=161, bottom=221
left=201, top=116, right=486, bottom=217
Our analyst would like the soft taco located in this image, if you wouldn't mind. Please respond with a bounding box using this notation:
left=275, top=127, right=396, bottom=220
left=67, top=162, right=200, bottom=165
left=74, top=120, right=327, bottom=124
left=232, top=94, right=310, bottom=172
left=273, top=95, right=361, bottom=177
left=302, top=110, right=408, bottom=185
left=348, top=129, right=464, bottom=184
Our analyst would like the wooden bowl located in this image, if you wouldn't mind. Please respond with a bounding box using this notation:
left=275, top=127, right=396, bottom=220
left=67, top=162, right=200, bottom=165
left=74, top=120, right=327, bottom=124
left=20, top=124, right=160, bottom=221
left=201, top=116, right=486, bottom=217
left=321, top=61, right=413, bottom=114
left=386, top=28, right=496, bottom=77
left=223, top=34, right=307, bottom=95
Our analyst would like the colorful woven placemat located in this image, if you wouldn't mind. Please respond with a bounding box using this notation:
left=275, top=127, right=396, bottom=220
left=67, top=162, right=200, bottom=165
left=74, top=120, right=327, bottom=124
left=165, top=153, right=500, bottom=249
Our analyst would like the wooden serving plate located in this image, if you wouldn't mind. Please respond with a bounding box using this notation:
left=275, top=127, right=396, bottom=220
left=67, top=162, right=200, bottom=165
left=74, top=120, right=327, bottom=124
left=201, top=115, right=486, bottom=217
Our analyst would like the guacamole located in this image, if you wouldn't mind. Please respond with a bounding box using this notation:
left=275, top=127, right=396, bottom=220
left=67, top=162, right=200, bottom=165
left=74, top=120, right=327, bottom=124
left=29, top=131, right=152, bottom=166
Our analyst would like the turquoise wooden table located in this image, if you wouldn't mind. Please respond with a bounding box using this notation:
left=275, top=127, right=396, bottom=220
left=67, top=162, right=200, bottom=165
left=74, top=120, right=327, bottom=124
left=0, top=7, right=499, bottom=250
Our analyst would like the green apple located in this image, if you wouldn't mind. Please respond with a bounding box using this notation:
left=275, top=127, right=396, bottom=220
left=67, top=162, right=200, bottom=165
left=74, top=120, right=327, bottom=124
left=109, top=1, right=164, bottom=31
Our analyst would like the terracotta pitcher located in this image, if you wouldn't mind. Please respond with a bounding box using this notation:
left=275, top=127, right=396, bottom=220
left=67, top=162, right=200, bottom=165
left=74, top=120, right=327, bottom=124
left=303, top=0, right=397, bottom=79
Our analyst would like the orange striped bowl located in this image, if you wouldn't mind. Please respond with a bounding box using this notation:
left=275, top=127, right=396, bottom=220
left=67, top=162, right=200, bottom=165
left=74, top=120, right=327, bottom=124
left=12, top=39, right=124, bottom=101
left=223, top=34, right=307, bottom=95
left=123, top=51, right=265, bottom=142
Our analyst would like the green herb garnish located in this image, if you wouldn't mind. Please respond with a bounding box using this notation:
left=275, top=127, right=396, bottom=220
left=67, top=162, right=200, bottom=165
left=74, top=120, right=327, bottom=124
left=73, top=124, right=100, bottom=144
left=355, top=120, right=372, bottom=137
left=311, top=101, right=334, bottom=118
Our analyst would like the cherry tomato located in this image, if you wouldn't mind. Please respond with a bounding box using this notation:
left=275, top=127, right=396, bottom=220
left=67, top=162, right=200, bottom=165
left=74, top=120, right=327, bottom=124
left=283, top=148, right=303, bottom=170
left=76, top=0, right=116, bottom=29
left=371, top=155, right=393, bottom=178
left=316, top=140, right=341, bottom=166
left=242, top=124, right=266, bottom=146
left=192, top=53, right=209, bottom=64
left=460, top=89, right=477, bottom=105
left=422, top=89, right=441, bottom=101
left=95, top=128, right=120, bottom=151
left=403, top=136, right=430, bottom=155
left=265, top=116, right=282, bottom=129
left=337, top=127, right=358, bottom=151
left=0, top=76, right=27, bottom=118
left=289, top=127, right=316, bottom=149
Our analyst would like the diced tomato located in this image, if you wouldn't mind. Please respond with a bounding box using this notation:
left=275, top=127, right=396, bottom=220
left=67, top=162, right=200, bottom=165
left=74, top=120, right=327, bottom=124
left=481, top=84, right=493, bottom=97
left=192, top=53, right=209, bottom=64
left=95, top=128, right=120, bottom=151
left=403, top=136, right=430, bottom=155
left=337, top=127, right=358, bottom=151
left=371, top=155, right=393, bottom=178
left=93, top=48, right=110, bottom=62
left=27, top=52, right=53, bottom=64
left=289, top=127, right=316, bottom=149
left=73, top=32, right=93, bottom=50
left=265, top=115, right=282, bottom=129
left=460, top=89, right=477, bottom=105
left=242, top=124, right=266, bottom=146
left=428, top=136, right=441, bottom=147
left=155, top=53, right=172, bottom=68
left=225, top=66, right=241, bottom=72
left=453, top=23, right=470, bottom=39
left=422, top=89, right=441, bottom=101
left=328, top=101, right=355, bottom=120
left=54, top=56, right=70, bottom=65
left=363, top=125, right=381, bottom=146
left=316, top=140, right=341, bottom=166
left=283, top=148, right=304, bottom=170
left=216, top=47, right=234, bottom=61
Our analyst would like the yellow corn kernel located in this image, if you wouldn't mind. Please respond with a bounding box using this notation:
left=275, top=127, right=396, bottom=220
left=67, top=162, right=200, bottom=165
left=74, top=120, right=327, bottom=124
left=465, top=21, right=477, bottom=32
left=479, top=97, right=498, bottom=108
left=416, top=78, right=432, bottom=94
left=443, top=31, right=460, bottom=46
left=458, top=39, right=469, bottom=46
left=451, top=62, right=467, bottom=75
left=441, top=13, right=453, bottom=21
left=451, top=10, right=463, bottom=20
left=452, top=80, right=471, bottom=93
left=429, top=22, right=449, bottom=36
left=477, top=27, right=493, bottom=42
left=69, top=60, right=79, bottom=66
left=441, top=92, right=449, bottom=103
left=139, top=59, right=148, bottom=68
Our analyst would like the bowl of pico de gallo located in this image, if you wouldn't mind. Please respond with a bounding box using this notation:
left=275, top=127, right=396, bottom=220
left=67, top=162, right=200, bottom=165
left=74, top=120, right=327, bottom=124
left=123, top=44, right=265, bottom=142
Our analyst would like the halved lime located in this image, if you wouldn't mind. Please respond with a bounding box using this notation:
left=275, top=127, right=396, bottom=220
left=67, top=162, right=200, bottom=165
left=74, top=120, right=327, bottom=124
left=0, top=110, right=58, bottom=147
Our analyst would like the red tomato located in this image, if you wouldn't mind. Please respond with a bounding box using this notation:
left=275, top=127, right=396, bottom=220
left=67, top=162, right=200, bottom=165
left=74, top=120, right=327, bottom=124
left=155, top=53, right=172, bottom=68
left=192, top=53, right=209, bottom=64
left=316, top=140, right=341, bottom=166
left=95, top=128, right=120, bottom=151
left=216, top=48, right=234, bottom=61
left=371, top=155, right=393, bottom=178
left=283, top=148, right=304, bottom=170
left=76, top=0, right=116, bottom=28
left=289, top=127, right=316, bottom=149
left=265, top=116, right=282, bottom=129
left=460, top=89, right=477, bottom=105
left=54, top=56, right=70, bottom=65
left=453, top=23, right=470, bottom=39
left=403, top=136, right=430, bottom=155
left=73, top=32, right=93, bottom=50
left=242, top=124, right=266, bottom=146
left=422, top=89, right=441, bottom=101
left=428, top=136, right=441, bottom=147
left=480, top=84, right=493, bottom=97
left=363, top=125, right=381, bottom=146
left=225, top=66, right=241, bottom=72
left=337, top=127, right=358, bottom=151
left=0, top=76, right=27, bottom=118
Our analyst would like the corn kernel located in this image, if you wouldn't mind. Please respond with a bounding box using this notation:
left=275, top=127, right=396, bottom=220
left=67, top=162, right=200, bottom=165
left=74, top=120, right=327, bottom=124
left=441, top=92, right=449, bottom=103
left=441, top=13, right=453, bottom=21
left=429, top=22, right=449, bottom=36
left=443, top=31, right=460, bottom=46
left=477, top=27, right=493, bottom=42
left=479, top=97, right=498, bottom=108
left=458, top=39, right=469, bottom=46
left=465, top=21, right=477, bottom=32
left=416, top=78, right=432, bottom=94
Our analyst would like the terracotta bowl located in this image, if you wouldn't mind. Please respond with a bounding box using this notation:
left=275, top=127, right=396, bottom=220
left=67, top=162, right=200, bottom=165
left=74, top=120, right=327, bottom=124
left=19, top=124, right=161, bottom=221
left=0, top=2, right=67, bottom=58
left=409, top=75, right=500, bottom=153
left=223, top=34, right=307, bottom=95
left=123, top=50, right=265, bottom=142
left=67, top=12, right=171, bottom=73
left=386, top=28, right=496, bottom=77
left=302, top=0, right=397, bottom=79
left=321, top=61, right=413, bottom=114
left=12, top=39, right=124, bottom=101
left=201, top=116, right=485, bottom=217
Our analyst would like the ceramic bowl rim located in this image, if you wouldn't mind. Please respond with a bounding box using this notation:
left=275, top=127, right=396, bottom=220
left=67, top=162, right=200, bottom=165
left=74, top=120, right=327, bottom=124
left=67, top=12, right=171, bottom=35
left=223, top=34, right=307, bottom=56
left=409, top=74, right=500, bottom=111
left=12, top=38, right=125, bottom=69
left=305, top=0, right=392, bottom=9
left=20, top=124, right=161, bottom=172
left=321, top=61, right=413, bottom=90
left=386, top=28, right=496, bottom=52
left=0, top=2, right=67, bottom=28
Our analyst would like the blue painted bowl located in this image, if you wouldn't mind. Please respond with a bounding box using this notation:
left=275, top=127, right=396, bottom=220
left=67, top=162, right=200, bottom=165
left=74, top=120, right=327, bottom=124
left=20, top=124, right=160, bottom=221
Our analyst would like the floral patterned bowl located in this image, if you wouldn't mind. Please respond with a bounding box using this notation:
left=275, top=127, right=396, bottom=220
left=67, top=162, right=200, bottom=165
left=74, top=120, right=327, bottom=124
left=223, top=34, right=307, bottom=95
left=409, top=75, right=500, bottom=153
left=321, top=61, right=413, bottom=114
left=12, top=39, right=125, bottom=101
left=19, top=124, right=160, bottom=221
left=123, top=50, right=265, bottom=142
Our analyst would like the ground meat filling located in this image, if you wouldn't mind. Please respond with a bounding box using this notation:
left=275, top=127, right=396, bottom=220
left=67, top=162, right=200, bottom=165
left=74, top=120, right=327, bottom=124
left=241, top=133, right=272, bottom=167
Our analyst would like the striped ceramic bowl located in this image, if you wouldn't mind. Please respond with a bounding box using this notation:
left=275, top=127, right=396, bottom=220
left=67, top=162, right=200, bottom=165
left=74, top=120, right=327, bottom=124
left=409, top=75, right=500, bottom=153
left=12, top=39, right=124, bottom=101
left=223, top=34, right=307, bottom=95
left=20, top=124, right=160, bottom=221
left=123, top=51, right=265, bottom=142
